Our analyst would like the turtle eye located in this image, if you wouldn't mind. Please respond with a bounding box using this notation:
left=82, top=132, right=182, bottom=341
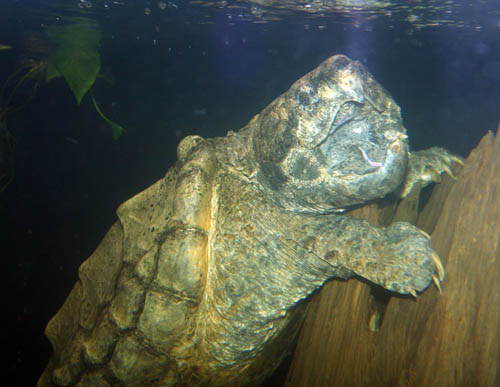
left=297, top=90, right=320, bottom=113
left=298, top=90, right=312, bottom=107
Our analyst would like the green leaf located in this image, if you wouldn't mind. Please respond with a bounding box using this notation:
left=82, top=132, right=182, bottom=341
left=47, top=20, right=101, bottom=104
left=91, top=93, right=125, bottom=140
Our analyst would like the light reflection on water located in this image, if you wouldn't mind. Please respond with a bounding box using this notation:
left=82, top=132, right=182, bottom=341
left=24, top=0, right=500, bottom=32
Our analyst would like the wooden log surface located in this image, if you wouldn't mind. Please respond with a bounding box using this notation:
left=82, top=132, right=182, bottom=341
left=285, top=127, right=500, bottom=387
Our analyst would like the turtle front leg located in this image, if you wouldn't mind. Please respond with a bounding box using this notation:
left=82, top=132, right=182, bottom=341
left=303, top=216, right=444, bottom=296
left=400, top=147, right=464, bottom=198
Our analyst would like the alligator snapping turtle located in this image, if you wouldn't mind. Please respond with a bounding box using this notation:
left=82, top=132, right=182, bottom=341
left=39, top=55, right=460, bottom=386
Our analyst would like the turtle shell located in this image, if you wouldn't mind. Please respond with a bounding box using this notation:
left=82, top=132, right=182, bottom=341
left=38, top=134, right=306, bottom=386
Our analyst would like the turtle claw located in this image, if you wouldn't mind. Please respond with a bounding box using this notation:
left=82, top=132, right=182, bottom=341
left=400, top=146, right=464, bottom=198
left=441, top=162, right=457, bottom=180
left=418, top=229, right=431, bottom=240
left=430, top=252, right=444, bottom=294
left=450, top=153, right=465, bottom=166
left=432, top=274, right=443, bottom=294
left=430, top=251, right=445, bottom=281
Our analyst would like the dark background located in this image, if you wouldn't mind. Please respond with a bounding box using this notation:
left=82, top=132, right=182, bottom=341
left=1, top=0, right=499, bottom=384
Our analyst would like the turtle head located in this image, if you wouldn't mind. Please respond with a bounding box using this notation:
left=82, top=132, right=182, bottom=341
left=251, top=55, right=409, bottom=213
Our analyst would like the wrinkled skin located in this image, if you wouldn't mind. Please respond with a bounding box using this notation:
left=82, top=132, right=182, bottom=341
left=39, top=55, right=460, bottom=387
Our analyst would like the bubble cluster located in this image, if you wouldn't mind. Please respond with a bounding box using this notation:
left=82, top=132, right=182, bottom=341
left=77, top=0, right=92, bottom=9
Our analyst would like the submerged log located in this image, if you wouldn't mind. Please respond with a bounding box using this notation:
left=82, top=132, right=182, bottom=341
left=285, top=127, right=500, bottom=386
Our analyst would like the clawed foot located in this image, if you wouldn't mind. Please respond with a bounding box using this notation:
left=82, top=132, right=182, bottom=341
left=401, top=146, right=464, bottom=198
left=380, top=222, right=445, bottom=296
